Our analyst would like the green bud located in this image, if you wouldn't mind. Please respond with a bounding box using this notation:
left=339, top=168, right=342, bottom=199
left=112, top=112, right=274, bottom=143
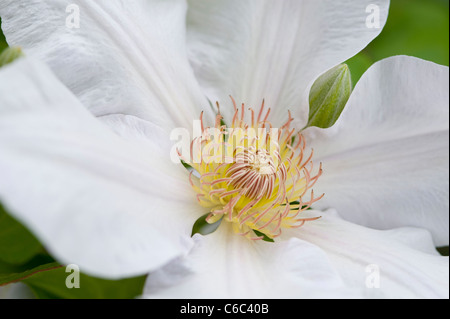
left=305, top=64, right=352, bottom=129
left=0, top=47, right=24, bottom=68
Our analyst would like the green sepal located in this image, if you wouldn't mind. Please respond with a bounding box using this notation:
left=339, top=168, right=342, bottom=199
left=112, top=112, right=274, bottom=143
left=191, top=213, right=223, bottom=236
left=305, top=64, right=352, bottom=129
left=253, top=229, right=274, bottom=243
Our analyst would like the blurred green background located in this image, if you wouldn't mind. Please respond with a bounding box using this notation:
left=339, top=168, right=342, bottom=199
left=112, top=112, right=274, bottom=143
left=0, top=0, right=449, bottom=298
left=346, top=0, right=449, bottom=83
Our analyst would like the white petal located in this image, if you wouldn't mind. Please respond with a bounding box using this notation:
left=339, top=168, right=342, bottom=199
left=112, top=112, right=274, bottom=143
left=143, top=223, right=360, bottom=299
left=289, top=210, right=449, bottom=298
left=0, top=58, right=205, bottom=278
left=0, top=0, right=214, bottom=130
left=306, top=56, right=449, bottom=246
left=186, top=0, right=389, bottom=126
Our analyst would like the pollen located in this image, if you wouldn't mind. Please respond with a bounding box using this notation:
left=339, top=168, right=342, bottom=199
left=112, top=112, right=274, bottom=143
left=181, top=96, right=323, bottom=241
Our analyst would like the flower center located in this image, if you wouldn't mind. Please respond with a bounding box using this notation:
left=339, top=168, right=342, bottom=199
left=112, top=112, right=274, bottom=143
left=227, top=148, right=279, bottom=200
left=181, top=97, right=323, bottom=240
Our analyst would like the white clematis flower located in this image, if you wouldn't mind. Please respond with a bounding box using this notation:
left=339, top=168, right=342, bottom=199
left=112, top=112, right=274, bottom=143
left=142, top=54, right=449, bottom=299
left=0, top=0, right=448, bottom=298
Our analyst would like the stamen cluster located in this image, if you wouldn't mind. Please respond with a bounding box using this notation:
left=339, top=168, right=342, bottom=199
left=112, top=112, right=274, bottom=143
left=182, top=97, right=323, bottom=240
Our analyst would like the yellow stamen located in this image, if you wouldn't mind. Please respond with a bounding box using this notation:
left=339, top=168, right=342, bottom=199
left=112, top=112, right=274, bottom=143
left=181, top=97, right=323, bottom=241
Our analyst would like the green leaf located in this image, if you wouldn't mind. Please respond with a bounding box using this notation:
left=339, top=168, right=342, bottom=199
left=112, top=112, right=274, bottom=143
left=191, top=213, right=223, bottom=236
left=0, top=46, right=23, bottom=68
left=0, top=250, right=147, bottom=298
left=0, top=202, right=44, bottom=265
left=22, top=268, right=147, bottom=299
left=0, top=254, right=55, bottom=277
left=305, top=64, right=352, bottom=129
left=0, top=262, right=61, bottom=287
left=253, top=229, right=274, bottom=243
left=181, top=159, right=194, bottom=170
